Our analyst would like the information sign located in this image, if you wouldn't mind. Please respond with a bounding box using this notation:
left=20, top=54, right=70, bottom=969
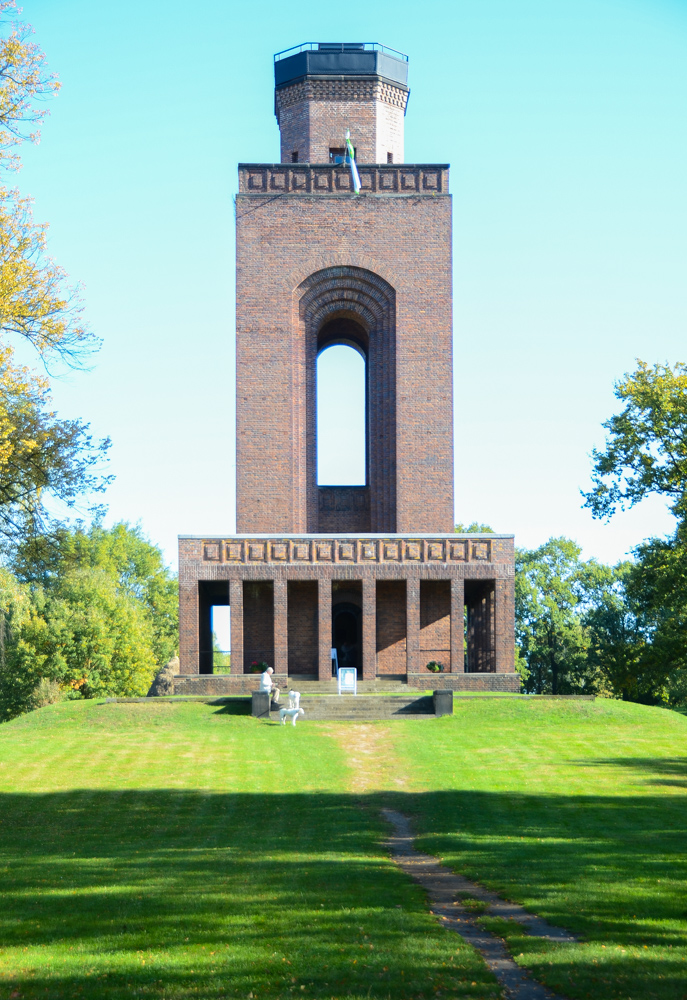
left=337, top=667, right=357, bottom=696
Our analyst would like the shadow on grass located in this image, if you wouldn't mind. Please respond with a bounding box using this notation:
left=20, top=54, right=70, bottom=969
left=579, top=756, right=687, bottom=787
left=0, top=785, right=686, bottom=999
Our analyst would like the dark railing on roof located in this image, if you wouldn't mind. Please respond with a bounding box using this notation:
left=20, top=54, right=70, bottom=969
left=274, top=42, right=408, bottom=63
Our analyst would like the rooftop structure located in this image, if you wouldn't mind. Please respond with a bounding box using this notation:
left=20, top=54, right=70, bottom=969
left=274, top=41, right=410, bottom=165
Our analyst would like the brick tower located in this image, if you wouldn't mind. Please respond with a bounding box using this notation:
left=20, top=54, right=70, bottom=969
left=178, top=43, right=517, bottom=692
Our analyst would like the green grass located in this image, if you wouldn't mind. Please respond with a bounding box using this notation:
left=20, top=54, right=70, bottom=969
left=385, top=699, right=687, bottom=1000
left=0, top=698, right=686, bottom=1000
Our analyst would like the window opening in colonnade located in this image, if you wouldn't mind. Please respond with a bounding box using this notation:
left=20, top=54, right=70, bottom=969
left=316, top=343, right=366, bottom=485
left=211, top=605, right=231, bottom=674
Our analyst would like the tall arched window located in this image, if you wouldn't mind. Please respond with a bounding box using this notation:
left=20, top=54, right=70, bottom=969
left=316, top=343, right=366, bottom=485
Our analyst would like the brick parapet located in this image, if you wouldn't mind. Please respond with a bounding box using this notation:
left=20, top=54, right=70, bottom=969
left=238, top=163, right=449, bottom=195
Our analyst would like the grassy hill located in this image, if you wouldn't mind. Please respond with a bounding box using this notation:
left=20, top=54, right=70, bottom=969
left=0, top=698, right=685, bottom=999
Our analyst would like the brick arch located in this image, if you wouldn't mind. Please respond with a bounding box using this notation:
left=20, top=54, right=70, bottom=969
left=295, top=266, right=397, bottom=534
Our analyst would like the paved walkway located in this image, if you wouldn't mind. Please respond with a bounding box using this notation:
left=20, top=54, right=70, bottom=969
left=382, top=809, right=575, bottom=1000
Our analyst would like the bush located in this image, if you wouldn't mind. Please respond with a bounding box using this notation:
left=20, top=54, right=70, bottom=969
left=426, top=661, right=444, bottom=673
left=31, top=677, right=63, bottom=708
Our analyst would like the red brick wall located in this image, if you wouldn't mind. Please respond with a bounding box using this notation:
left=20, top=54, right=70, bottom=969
left=275, top=79, right=408, bottom=164
left=318, top=487, right=370, bottom=533
left=419, top=580, right=450, bottom=672
left=376, top=580, right=407, bottom=674
left=243, top=581, right=274, bottom=671
left=235, top=166, right=453, bottom=536
left=287, top=581, right=318, bottom=675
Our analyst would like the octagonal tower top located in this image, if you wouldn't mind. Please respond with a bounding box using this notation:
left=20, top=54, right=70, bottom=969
left=274, top=42, right=410, bottom=165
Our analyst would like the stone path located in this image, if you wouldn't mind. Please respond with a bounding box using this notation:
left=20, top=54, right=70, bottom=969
left=382, top=809, right=575, bottom=1000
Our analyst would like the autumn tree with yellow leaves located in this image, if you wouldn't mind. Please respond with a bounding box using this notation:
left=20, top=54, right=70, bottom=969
left=0, top=1, right=110, bottom=546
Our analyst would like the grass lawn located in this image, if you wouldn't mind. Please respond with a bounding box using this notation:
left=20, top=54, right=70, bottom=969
left=0, top=698, right=685, bottom=1000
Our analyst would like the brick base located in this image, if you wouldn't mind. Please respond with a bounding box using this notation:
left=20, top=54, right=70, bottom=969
left=406, top=673, right=522, bottom=692
left=173, top=674, right=288, bottom=696
left=170, top=671, right=521, bottom=696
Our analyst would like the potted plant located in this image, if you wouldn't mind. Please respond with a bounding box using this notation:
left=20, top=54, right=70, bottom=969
left=426, top=661, right=444, bottom=673
left=250, top=660, right=269, bottom=673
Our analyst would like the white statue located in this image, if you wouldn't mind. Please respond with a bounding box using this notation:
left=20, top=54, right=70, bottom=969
left=279, top=690, right=304, bottom=726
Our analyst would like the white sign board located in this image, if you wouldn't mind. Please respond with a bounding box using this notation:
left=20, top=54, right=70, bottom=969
left=338, top=667, right=357, bottom=696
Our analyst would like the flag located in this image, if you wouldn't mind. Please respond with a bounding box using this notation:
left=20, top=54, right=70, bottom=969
left=345, top=129, right=361, bottom=194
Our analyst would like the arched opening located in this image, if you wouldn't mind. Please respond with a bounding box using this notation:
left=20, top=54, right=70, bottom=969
left=297, top=267, right=396, bottom=533
left=316, top=317, right=367, bottom=485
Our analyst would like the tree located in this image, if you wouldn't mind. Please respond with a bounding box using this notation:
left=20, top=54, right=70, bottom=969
left=583, top=360, right=687, bottom=522
left=0, top=347, right=111, bottom=545
left=0, top=3, right=109, bottom=549
left=3, top=568, right=158, bottom=717
left=515, top=538, right=614, bottom=694
left=583, top=358, right=687, bottom=706
left=625, top=528, right=687, bottom=706
left=13, top=521, right=178, bottom=667
left=454, top=522, right=494, bottom=533
left=582, top=563, right=650, bottom=702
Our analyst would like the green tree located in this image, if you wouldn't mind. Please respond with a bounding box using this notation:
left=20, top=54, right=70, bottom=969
left=13, top=521, right=178, bottom=667
left=582, top=563, right=651, bottom=701
left=0, top=563, right=32, bottom=717
left=516, top=538, right=615, bottom=694
left=626, top=528, right=687, bottom=706
left=12, top=569, right=158, bottom=709
left=583, top=358, right=687, bottom=706
left=583, top=360, right=687, bottom=521
left=455, top=522, right=494, bottom=533
left=0, top=348, right=111, bottom=545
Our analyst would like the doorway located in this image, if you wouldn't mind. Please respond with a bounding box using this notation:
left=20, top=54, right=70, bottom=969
left=332, top=600, right=362, bottom=677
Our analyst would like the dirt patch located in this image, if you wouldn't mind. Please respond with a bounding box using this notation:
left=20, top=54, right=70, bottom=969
left=330, top=723, right=407, bottom=792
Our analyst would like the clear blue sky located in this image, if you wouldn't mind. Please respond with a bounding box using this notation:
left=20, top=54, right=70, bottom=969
left=16, top=0, right=687, bottom=569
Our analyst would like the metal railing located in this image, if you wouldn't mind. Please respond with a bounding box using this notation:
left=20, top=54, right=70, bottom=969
left=274, top=42, right=408, bottom=63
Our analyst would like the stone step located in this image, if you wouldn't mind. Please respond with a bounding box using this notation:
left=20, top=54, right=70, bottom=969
left=286, top=682, right=412, bottom=694
left=278, top=693, right=435, bottom=720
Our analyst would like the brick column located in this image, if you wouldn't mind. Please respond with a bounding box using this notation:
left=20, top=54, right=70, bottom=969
left=318, top=577, right=332, bottom=682
left=406, top=577, right=419, bottom=675
left=179, top=577, right=199, bottom=674
left=450, top=577, right=465, bottom=673
left=362, top=577, right=376, bottom=680
left=494, top=577, right=515, bottom=673
left=230, top=579, right=244, bottom=675
left=274, top=577, right=288, bottom=677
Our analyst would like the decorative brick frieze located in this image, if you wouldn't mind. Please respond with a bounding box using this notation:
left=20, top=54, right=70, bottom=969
left=238, top=164, right=449, bottom=196
left=275, top=79, right=409, bottom=115
left=194, top=534, right=504, bottom=566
